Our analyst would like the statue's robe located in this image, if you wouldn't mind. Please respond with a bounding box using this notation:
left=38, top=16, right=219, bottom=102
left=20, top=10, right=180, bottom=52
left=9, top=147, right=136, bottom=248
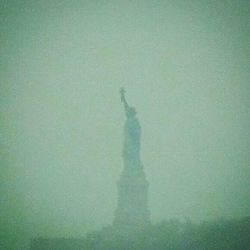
left=123, top=115, right=141, bottom=170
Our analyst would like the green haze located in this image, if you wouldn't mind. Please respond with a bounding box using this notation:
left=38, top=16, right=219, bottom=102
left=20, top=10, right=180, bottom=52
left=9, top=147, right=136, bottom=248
left=1, top=1, right=249, bottom=249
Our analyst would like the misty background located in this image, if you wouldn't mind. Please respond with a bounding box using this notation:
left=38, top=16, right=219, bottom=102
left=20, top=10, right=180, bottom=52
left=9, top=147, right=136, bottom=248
left=1, top=0, right=249, bottom=249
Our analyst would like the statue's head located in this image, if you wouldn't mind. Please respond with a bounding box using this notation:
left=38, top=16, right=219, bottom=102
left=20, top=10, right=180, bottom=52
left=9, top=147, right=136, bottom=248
left=128, top=107, right=137, bottom=117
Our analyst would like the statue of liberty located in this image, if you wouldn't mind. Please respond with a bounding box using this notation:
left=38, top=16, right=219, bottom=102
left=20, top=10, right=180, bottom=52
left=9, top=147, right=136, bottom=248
left=120, top=87, right=142, bottom=172
left=114, top=88, right=150, bottom=236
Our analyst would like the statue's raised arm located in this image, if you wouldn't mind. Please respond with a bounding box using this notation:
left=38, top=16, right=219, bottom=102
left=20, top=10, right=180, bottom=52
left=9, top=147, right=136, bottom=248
left=120, top=87, right=137, bottom=118
left=120, top=87, right=129, bottom=112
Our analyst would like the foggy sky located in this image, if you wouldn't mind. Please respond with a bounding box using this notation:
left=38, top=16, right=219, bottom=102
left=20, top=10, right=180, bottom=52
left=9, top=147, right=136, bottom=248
left=1, top=1, right=249, bottom=249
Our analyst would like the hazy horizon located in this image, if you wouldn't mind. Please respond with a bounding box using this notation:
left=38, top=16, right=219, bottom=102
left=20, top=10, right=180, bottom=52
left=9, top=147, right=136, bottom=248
left=1, top=1, right=249, bottom=249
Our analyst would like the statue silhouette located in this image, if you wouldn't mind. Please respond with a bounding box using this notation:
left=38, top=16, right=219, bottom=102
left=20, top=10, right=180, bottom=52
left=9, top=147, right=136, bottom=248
left=114, top=88, right=150, bottom=237
left=120, top=87, right=141, bottom=170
